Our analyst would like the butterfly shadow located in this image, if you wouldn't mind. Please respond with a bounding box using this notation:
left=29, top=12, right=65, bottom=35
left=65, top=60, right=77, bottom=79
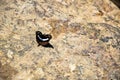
left=39, top=43, right=54, bottom=49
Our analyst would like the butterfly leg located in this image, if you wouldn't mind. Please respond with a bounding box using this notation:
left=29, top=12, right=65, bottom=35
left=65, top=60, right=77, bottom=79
left=38, top=44, right=41, bottom=47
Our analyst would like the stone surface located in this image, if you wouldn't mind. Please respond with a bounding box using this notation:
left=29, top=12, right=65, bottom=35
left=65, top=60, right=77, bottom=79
left=0, top=0, right=120, bottom=80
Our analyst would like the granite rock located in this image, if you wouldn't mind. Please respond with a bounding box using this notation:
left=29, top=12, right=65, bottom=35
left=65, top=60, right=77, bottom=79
left=0, top=0, right=120, bottom=80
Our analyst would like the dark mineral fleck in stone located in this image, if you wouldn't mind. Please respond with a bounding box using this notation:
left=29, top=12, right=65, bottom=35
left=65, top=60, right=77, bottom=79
left=100, top=37, right=113, bottom=42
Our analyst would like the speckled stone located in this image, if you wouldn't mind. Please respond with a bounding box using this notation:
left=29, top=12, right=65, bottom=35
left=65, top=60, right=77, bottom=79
left=0, top=0, right=120, bottom=80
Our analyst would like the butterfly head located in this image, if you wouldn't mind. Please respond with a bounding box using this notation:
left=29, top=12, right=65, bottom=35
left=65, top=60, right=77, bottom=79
left=36, top=31, right=42, bottom=35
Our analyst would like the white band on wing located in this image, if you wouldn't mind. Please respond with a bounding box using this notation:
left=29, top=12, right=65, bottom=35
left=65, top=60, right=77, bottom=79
left=38, top=35, right=49, bottom=41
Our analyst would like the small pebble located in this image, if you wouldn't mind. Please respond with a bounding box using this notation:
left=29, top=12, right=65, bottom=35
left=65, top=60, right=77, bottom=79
left=69, top=63, right=76, bottom=72
left=7, top=50, right=13, bottom=59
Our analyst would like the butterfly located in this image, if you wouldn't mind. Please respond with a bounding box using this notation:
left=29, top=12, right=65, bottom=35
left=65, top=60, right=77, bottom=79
left=36, top=31, right=54, bottom=48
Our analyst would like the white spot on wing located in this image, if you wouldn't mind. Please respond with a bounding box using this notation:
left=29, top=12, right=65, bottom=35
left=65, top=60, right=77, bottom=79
left=38, top=35, right=49, bottom=41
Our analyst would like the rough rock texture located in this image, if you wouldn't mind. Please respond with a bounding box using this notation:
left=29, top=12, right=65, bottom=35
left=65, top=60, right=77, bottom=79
left=0, top=0, right=120, bottom=80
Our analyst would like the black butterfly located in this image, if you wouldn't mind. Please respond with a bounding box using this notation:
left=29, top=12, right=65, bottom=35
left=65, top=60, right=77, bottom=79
left=36, top=31, right=54, bottom=48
